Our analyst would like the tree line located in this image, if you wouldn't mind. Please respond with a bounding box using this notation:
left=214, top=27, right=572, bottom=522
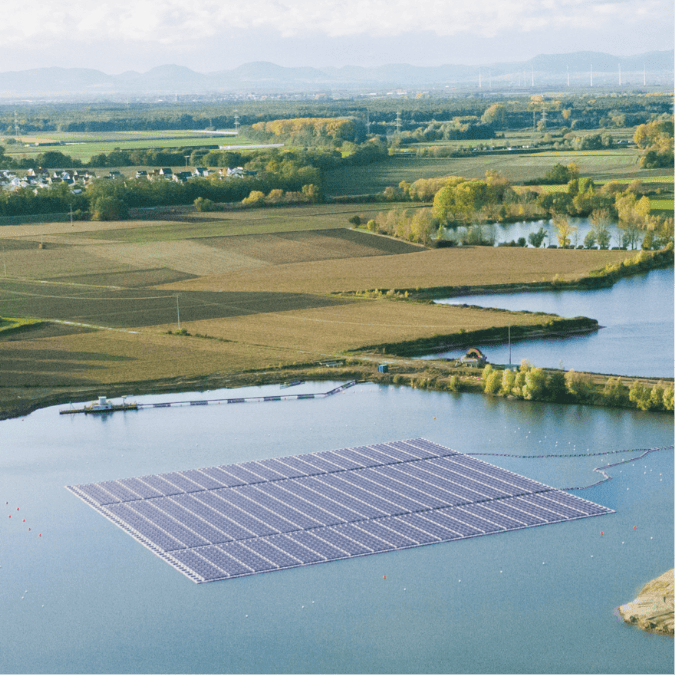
left=360, top=169, right=673, bottom=250
left=481, top=361, right=674, bottom=411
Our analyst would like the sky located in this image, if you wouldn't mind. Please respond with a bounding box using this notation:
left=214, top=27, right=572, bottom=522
left=1, top=0, right=673, bottom=74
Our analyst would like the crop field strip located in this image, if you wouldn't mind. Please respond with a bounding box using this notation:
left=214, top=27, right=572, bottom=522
left=0, top=278, right=346, bottom=327
left=66, top=438, right=614, bottom=583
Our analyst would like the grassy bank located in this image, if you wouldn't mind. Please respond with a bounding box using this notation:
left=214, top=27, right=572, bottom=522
left=1, top=355, right=671, bottom=422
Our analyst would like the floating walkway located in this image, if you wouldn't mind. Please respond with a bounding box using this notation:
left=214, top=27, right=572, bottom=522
left=137, top=381, right=356, bottom=410
left=60, top=382, right=357, bottom=415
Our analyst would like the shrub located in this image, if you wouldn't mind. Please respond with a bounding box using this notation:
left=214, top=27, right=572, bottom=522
left=565, top=370, right=594, bottom=401
left=484, top=371, right=502, bottom=395
left=194, top=196, right=216, bottom=212
left=448, top=375, right=461, bottom=392
left=545, top=371, right=567, bottom=401
left=603, top=377, right=629, bottom=406
left=523, top=367, right=547, bottom=400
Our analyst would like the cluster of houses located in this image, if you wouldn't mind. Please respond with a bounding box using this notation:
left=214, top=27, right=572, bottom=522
left=0, top=168, right=96, bottom=193
left=0, top=165, right=256, bottom=193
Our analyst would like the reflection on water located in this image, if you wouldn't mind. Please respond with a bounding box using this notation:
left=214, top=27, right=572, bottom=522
left=0, top=383, right=672, bottom=674
left=444, top=217, right=632, bottom=248
left=429, top=267, right=674, bottom=377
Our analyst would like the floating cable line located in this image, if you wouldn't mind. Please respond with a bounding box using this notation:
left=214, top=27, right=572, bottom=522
left=467, top=446, right=673, bottom=491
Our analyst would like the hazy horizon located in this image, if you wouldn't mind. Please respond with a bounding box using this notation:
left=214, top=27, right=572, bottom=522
left=2, top=0, right=673, bottom=75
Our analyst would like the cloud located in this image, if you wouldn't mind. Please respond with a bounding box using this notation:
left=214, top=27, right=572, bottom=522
left=1, top=0, right=670, bottom=46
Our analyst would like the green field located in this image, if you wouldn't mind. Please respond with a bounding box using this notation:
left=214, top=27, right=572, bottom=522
left=323, top=149, right=658, bottom=196
left=3, top=131, right=258, bottom=162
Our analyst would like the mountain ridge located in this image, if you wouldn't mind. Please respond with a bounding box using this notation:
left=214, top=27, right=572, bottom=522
left=0, top=50, right=672, bottom=96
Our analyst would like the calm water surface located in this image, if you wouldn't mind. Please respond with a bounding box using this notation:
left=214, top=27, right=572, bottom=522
left=445, top=217, right=635, bottom=248
left=1, top=382, right=672, bottom=674
left=430, top=267, right=674, bottom=378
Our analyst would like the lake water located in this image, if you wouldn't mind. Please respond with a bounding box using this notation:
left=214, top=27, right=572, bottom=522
left=444, top=217, right=633, bottom=249
left=1, top=382, right=672, bottom=674
left=428, top=267, right=674, bottom=378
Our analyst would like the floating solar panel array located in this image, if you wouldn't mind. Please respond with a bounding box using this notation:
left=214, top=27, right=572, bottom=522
left=66, top=439, right=614, bottom=583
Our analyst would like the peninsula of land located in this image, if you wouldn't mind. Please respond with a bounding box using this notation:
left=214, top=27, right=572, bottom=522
left=617, top=569, right=674, bottom=636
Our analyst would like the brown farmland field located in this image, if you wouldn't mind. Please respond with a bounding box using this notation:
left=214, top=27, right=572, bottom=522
left=0, top=203, right=657, bottom=417
left=169, top=300, right=557, bottom=354
left=165, top=246, right=634, bottom=295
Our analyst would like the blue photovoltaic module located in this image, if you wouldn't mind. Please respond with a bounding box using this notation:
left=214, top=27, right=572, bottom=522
left=66, top=439, right=614, bottom=583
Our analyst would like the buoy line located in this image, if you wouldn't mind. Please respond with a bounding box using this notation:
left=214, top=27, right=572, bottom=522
left=466, top=445, right=673, bottom=491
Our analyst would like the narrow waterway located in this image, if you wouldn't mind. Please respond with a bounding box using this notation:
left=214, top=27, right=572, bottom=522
left=428, top=267, right=674, bottom=378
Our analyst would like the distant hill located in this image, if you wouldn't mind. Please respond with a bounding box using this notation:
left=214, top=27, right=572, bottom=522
left=0, top=51, right=672, bottom=97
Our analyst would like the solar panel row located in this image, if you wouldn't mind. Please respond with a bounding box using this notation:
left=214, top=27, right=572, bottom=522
left=66, top=439, right=614, bottom=583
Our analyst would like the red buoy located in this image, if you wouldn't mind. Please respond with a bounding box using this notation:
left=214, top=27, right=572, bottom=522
left=634, top=525, right=637, bottom=530
left=600, top=532, right=603, bottom=535
left=383, top=575, right=387, bottom=579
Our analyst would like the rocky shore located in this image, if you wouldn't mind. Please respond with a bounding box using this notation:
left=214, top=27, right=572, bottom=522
left=617, top=569, right=674, bottom=636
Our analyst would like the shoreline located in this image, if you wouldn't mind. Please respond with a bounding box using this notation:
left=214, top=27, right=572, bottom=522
left=1, top=357, right=672, bottom=422
left=617, top=570, right=674, bottom=636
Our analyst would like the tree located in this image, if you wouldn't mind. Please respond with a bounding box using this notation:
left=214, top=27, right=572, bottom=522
left=500, top=368, right=516, bottom=396
left=481, top=103, right=506, bottom=128
left=553, top=214, right=576, bottom=248
left=91, top=196, right=128, bottom=221
left=589, top=209, right=612, bottom=249
left=523, top=367, right=547, bottom=400
left=616, top=193, right=650, bottom=249
left=545, top=371, right=567, bottom=401
left=565, top=370, right=594, bottom=401
left=528, top=227, right=547, bottom=248
left=629, top=381, right=653, bottom=411
left=603, top=378, right=629, bottom=406
left=409, top=208, right=436, bottom=246
left=194, top=196, right=216, bottom=212
left=484, top=370, right=502, bottom=395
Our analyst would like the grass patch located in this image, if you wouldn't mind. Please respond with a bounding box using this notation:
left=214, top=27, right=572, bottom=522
left=323, top=149, right=646, bottom=196
left=0, top=316, right=45, bottom=336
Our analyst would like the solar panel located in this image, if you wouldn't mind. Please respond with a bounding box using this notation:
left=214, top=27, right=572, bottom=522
left=66, top=438, right=614, bottom=583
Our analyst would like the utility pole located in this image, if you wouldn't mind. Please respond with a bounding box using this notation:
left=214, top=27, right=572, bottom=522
left=176, top=296, right=181, bottom=331
left=395, top=111, right=402, bottom=136
left=234, top=111, right=240, bottom=135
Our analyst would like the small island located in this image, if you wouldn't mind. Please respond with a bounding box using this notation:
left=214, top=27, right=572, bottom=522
left=617, top=569, right=674, bottom=636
